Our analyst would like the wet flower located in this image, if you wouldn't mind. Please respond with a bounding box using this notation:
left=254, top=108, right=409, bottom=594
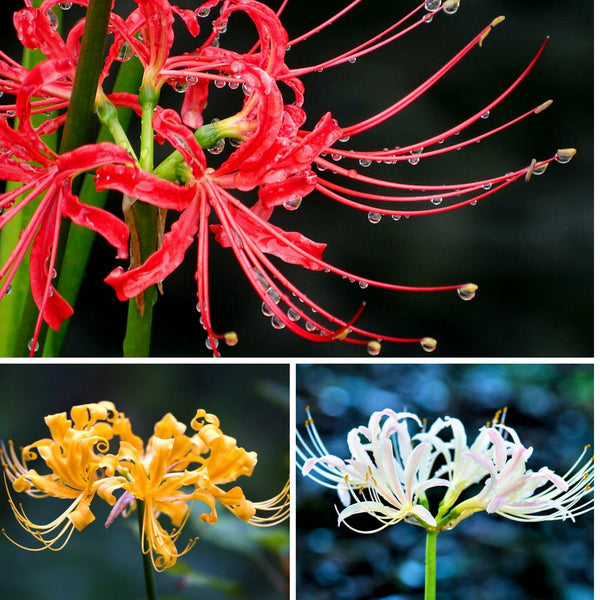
left=2, top=403, right=289, bottom=571
left=297, top=407, right=594, bottom=532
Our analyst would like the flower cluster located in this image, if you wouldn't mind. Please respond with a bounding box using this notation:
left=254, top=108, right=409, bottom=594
left=297, top=407, right=593, bottom=532
left=0, top=0, right=575, bottom=355
left=1, top=402, right=289, bottom=570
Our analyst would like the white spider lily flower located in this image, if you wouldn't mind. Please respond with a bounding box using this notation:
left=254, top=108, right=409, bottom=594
left=297, top=408, right=450, bottom=532
left=454, top=426, right=594, bottom=523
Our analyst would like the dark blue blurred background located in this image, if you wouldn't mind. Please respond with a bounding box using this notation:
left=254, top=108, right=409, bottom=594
left=296, top=363, right=593, bottom=600
left=0, top=0, right=592, bottom=357
left=0, top=363, right=290, bottom=600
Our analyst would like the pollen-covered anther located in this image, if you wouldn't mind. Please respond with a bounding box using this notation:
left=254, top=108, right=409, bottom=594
left=534, top=99, right=553, bottom=114
left=457, top=283, right=478, bottom=301
left=420, top=337, right=437, bottom=353
left=223, top=331, right=238, bottom=347
left=333, top=328, right=351, bottom=341
left=478, top=16, right=504, bottom=47
left=555, top=148, right=577, bottom=164
left=366, top=340, right=381, bottom=356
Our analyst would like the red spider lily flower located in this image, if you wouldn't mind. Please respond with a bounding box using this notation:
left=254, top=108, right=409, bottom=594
left=0, top=58, right=131, bottom=356
left=97, top=0, right=573, bottom=356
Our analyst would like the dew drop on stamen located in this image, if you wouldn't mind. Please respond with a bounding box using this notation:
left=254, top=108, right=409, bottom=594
left=117, top=43, right=133, bottom=62
left=457, top=283, right=478, bottom=301
left=186, top=75, right=199, bottom=85
left=348, top=57, right=356, bottom=64
left=205, top=336, right=219, bottom=350
left=271, top=315, right=285, bottom=330
left=480, top=110, right=490, bottom=119
left=242, top=83, right=252, bottom=95
left=198, top=7, right=210, bottom=17
left=367, top=212, right=382, bottom=224
left=425, top=0, right=442, bottom=11
left=213, top=20, right=227, bottom=33
left=4, top=284, right=12, bottom=296
left=27, top=339, right=39, bottom=353
left=442, top=0, right=460, bottom=15
left=532, top=163, right=548, bottom=176
left=359, top=159, right=372, bottom=168
left=470, top=200, right=478, bottom=206
left=482, top=182, right=492, bottom=191
left=420, top=337, right=437, bottom=353
left=367, top=341, right=381, bottom=356
left=392, top=214, right=402, bottom=221
left=58, top=2, right=73, bottom=9
left=305, top=321, right=317, bottom=332
left=430, top=197, right=443, bottom=206
left=46, top=9, right=59, bottom=28
left=287, top=308, right=301, bottom=322
left=261, top=302, right=273, bottom=317
left=214, top=79, right=226, bottom=89
left=228, top=81, right=239, bottom=89
left=174, top=81, right=189, bottom=93
left=316, top=163, right=327, bottom=172
left=422, top=13, right=434, bottom=23
left=555, top=148, right=576, bottom=164
left=229, top=137, right=242, bottom=148
left=331, top=154, right=342, bottom=162
left=358, top=281, right=368, bottom=289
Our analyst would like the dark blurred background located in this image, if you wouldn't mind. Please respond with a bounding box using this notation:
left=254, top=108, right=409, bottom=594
left=0, top=0, right=593, bottom=357
left=0, top=363, right=289, bottom=600
left=296, top=363, right=593, bottom=600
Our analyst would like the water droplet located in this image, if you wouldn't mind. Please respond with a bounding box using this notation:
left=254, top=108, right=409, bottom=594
left=316, top=163, right=327, bottom=172
left=58, top=1, right=73, bottom=9
left=555, top=148, right=576, bottom=164
left=367, top=340, right=381, bottom=356
left=205, top=336, right=219, bottom=350
left=27, top=339, right=39, bottom=353
left=457, top=283, right=478, bottom=301
left=271, top=315, right=285, bottom=330
left=348, top=57, right=356, bottom=64
left=267, top=287, right=280, bottom=304
left=359, top=159, right=372, bottom=168
left=174, top=81, right=189, bottom=93
left=420, top=337, right=437, bottom=352
left=214, top=79, right=226, bottom=89
left=423, top=13, right=434, bottom=23
left=198, top=7, right=210, bottom=17
left=470, top=200, right=478, bottom=206
left=443, top=0, right=460, bottom=15
left=430, top=197, right=443, bottom=206
left=117, top=42, right=133, bottom=62
left=305, top=321, right=317, bottom=332
left=425, top=0, right=442, bottom=11
left=242, top=83, right=252, bottom=95
left=261, top=302, right=273, bottom=317
left=46, top=9, right=59, bottom=28
left=228, top=81, right=239, bottom=90
left=392, top=214, right=402, bottom=221
left=283, top=198, right=302, bottom=211
left=331, top=153, right=342, bottom=162
left=5, top=284, right=12, bottom=296
left=358, top=281, right=368, bottom=289
left=186, top=75, right=199, bottom=85
left=287, top=308, right=301, bottom=322
left=480, top=110, right=490, bottom=119
left=6, top=110, right=16, bottom=117
left=229, top=137, right=242, bottom=148
left=207, top=139, right=225, bottom=154
left=367, top=212, right=382, bottom=224
left=339, top=136, right=350, bottom=143
left=532, top=163, right=548, bottom=176
left=408, top=148, right=423, bottom=165
left=213, top=20, right=228, bottom=33
left=224, top=332, right=238, bottom=346
left=481, top=182, right=492, bottom=191
left=48, top=287, right=54, bottom=297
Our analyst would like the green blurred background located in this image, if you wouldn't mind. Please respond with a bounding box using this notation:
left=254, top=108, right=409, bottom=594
left=296, top=363, right=593, bottom=600
left=0, top=363, right=290, bottom=600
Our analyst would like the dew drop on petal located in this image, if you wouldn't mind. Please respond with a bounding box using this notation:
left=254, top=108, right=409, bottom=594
left=4, top=284, right=12, bottom=296
left=287, top=308, right=301, bottom=322
left=198, top=7, right=210, bottom=17
left=420, top=337, right=437, bottom=352
left=367, top=340, right=381, bottom=356
left=27, top=339, right=39, bottom=353
left=229, top=137, right=242, bottom=148
left=186, top=75, right=199, bottom=84
left=457, top=283, right=478, bottom=301
left=207, top=139, right=225, bottom=154
left=271, top=315, right=285, bottom=330
left=174, top=81, right=189, bottom=93
left=283, top=198, right=302, bottom=211
left=46, top=9, right=59, bottom=28
left=213, top=20, right=228, bottom=33
left=367, top=212, right=382, bottom=224
left=58, top=1, right=73, bottom=9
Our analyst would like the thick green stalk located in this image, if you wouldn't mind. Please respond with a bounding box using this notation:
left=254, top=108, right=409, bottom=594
left=424, top=530, right=438, bottom=600
left=136, top=500, right=159, bottom=600
left=122, top=86, right=159, bottom=357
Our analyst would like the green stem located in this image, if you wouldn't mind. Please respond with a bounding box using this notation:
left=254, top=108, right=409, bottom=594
left=136, top=500, right=159, bottom=600
left=424, top=530, right=438, bottom=600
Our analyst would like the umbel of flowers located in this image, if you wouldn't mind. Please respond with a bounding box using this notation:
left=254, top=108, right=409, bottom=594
left=1, top=401, right=289, bottom=571
left=297, top=407, right=593, bottom=598
left=0, top=0, right=576, bottom=356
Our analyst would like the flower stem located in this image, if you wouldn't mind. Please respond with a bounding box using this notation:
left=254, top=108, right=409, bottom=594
left=136, top=500, right=159, bottom=600
left=424, top=530, right=438, bottom=600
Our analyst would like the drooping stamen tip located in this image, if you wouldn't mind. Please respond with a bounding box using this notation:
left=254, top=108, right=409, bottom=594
left=479, top=17, right=504, bottom=47
left=420, top=337, right=437, bottom=352
left=224, top=331, right=239, bottom=347
left=534, top=99, right=553, bottom=114
left=366, top=340, right=381, bottom=356
left=555, top=148, right=577, bottom=164
left=457, top=283, right=478, bottom=301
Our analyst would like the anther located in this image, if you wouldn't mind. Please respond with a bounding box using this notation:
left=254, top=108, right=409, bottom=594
left=224, top=331, right=238, bottom=346
left=420, top=337, right=437, bottom=352
left=534, top=99, right=553, bottom=114
left=366, top=340, right=381, bottom=356
left=457, top=283, right=478, bottom=301
left=555, top=148, right=577, bottom=164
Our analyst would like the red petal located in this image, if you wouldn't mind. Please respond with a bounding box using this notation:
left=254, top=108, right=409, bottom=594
left=181, top=79, right=209, bottom=129
left=259, top=169, right=317, bottom=209
left=14, top=7, right=71, bottom=63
